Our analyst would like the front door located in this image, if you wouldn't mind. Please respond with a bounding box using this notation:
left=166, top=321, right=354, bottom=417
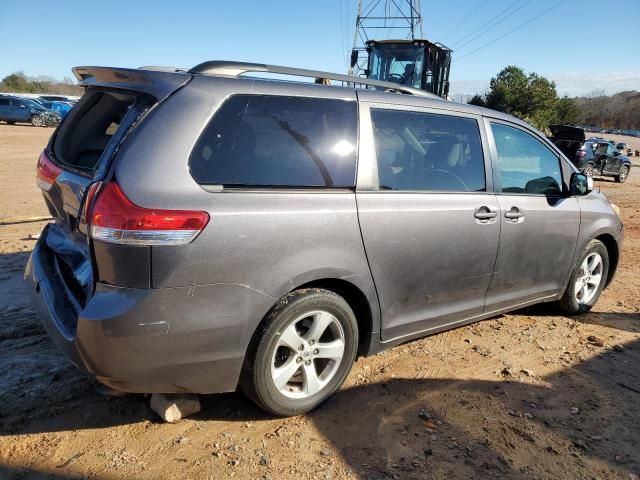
left=484, top=120, right=580, bottom=311
left=602, top=143, right=624, bottom=175
left=356, top=103, right=499, bottom=342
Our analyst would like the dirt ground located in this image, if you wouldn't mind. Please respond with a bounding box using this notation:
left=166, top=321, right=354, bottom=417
left=0, top=124, right=639, bottom=480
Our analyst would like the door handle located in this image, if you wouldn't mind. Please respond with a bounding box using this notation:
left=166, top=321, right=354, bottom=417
left=474, top=206, right=497, bottom=220
left=504, top=207, right=524, bottom=219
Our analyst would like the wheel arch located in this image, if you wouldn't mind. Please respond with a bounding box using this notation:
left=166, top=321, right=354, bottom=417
left=296, top=278, right=375, bottom=357
left=595, top=233, right=619, bottom=287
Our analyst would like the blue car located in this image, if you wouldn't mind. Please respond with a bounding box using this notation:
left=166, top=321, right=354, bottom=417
left=0, top=96, right=57, bottom=126
left=39, top=100, right=72, bottom=118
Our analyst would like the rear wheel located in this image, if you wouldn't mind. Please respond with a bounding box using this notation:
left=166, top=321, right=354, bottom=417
left=31, top=115, right=43, bottom=127
left=240, top=288, right=358, bottom=416
left=558, top=239, right=609, bottom=315
left=6, top=121, right=15, bottom=125
left=615, top=165, right=629, bottom=183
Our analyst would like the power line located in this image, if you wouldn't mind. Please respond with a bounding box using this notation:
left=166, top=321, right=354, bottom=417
left=454, top=0, right=567, bottom=62
left=450, top=0, right=526, bottom=48
left=440, top=0, right=490, bottom=41
left=454, top=0, right=531, bottom=52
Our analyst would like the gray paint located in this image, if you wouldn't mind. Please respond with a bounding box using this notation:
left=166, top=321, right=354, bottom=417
left=25, top=66, right=624, bottom=395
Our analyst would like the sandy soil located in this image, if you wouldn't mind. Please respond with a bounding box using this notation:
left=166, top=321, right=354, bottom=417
left=0, top=124, right=639, bottom=480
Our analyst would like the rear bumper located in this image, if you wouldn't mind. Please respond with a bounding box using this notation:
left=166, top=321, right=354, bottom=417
left=25, top=233, right=276, bottom=394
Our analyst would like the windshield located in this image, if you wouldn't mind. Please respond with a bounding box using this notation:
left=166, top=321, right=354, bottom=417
left=21, top=99, right=43, bottom=108
left=368, top=44, right=424, bottom=89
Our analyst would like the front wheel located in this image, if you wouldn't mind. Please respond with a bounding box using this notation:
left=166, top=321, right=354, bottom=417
left=31, top=115, right=43, bottom=127
left=583, top=163, right=594, bottom=177
left=240, top=289, right=358, bottom=416
left=615, top=165, right=629, bottom=183
left=557, top=239, right=609, bottom=315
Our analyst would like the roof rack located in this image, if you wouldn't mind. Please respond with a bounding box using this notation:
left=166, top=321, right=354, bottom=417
left=188, top=60, right=435, bottom=97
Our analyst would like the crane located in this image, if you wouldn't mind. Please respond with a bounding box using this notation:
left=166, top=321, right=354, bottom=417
left=348, top=0, right=452, bottom=98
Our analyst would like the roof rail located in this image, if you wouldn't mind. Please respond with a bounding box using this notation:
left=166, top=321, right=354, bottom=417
left=188, top=60, right=435, bottom=97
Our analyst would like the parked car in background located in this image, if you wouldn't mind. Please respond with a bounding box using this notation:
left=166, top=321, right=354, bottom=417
left=38, top=100, right=73, bottom=118
left=0, top=96, right=61, bottom=126
left=39, top=95, right=74, bottom=102
left=550, top=125, right=632, bottom=183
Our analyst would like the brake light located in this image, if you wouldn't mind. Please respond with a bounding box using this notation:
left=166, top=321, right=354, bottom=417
left=36, top=150, right=62, bottom=191
left=89, top=182, right=209, bottom=245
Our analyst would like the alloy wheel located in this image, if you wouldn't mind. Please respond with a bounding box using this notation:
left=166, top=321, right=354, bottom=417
left=270, top=310, right=345, bottom=399
left=574, top=252, right=603, bottom=304
left=619, top=167, right=628, bottom=182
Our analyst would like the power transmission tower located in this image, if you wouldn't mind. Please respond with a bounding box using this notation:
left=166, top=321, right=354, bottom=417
left=349, top=0, right=424, bottom=75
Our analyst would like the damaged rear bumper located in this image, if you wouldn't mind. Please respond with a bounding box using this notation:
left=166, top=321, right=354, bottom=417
left=24, top=228, right=276, bottom=394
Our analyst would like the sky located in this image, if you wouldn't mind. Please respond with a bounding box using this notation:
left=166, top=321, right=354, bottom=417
left=1, top=0, right=639, bottom=97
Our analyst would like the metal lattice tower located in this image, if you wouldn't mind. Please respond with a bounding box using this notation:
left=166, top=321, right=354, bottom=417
left=348, top=0, right=424, bottom=75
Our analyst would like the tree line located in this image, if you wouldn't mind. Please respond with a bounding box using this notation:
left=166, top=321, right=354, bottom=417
left=468, top=66, right=639, bottom=133
left=1, top=71, right=84, bottom=96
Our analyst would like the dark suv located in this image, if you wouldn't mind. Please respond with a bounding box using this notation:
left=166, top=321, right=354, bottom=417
left=25, top=62, right=623, bottom=416
left=550, top=125, right=632, bottom=182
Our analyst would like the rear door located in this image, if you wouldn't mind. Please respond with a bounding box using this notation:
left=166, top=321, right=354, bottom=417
left=356, top=102, right=499, bottom=342
left=483, top=119, right=580, bottom=311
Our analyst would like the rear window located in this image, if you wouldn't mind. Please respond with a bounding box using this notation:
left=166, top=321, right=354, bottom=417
left=53, top=91, right=137, bottom=175
left=189, top=95, right=357, bottom=188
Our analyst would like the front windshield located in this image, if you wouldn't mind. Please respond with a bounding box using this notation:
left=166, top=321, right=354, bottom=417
left=368, top=44, right=424, bottom=89
left=22, top=99, right=43, bottom=108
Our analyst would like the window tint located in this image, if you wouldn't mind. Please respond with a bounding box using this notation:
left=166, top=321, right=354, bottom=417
left=370, top=108, right=485, bottom=192
left=190, top=95, right=357, bottom=188
left=0, top=98, right=10, bottom=106
left=491, top=123, right=563, bottom=195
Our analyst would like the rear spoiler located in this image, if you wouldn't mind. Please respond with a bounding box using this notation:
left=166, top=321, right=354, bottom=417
left=72, top=66, right=191, bottom=101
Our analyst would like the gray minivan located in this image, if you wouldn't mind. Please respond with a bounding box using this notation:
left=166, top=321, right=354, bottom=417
left=25, top=62, right=624, bottom=416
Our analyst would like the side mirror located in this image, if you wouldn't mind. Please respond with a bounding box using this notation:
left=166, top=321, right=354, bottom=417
left=350, top=49, right=359, bottom=68
left=613, top=151, right=620, bottom=156
left=570, top=172, right=593, bottom=196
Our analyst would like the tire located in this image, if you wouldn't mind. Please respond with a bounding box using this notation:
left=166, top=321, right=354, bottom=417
left=615, top=165, right=629, bottom=183
left=6, top=121, right=15, bottom=125
left=31, top=115, right=43, bottom=127
left=583, top=163, right=594, bottom=177
left=240, top=288, right=358, bottom=416
left=557, top=239, right=609, bottom=315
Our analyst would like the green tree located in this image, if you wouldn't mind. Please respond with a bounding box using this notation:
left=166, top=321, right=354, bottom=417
left=554, top=96, right=581, bottom=125
left=1, top=72, right=32, bottom=92
left=469, top=66, right=568, bottom=131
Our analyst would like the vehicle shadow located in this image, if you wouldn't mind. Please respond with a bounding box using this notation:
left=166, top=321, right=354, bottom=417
left=517, top=303, right=640, bottom=333
left=1, top=315, right=639, bottom=478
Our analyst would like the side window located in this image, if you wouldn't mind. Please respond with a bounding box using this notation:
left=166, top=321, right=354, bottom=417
left=490, top=122, right=563, bottom=196
left=190, top=95, right=357, bottom=188
left=0, top=98, right=10, bottom=106
left=370, top=108, right=485, bottom=192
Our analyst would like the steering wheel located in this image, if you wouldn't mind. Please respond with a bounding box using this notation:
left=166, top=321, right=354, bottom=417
left=387, top=73, right=405, bottom=84
left=429, top=169, right=470, bottom=191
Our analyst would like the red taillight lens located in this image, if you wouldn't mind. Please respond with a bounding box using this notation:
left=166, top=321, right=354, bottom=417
left=36, top=150, right=62, bottom=191
left=89, top=182, right=209, bottom=245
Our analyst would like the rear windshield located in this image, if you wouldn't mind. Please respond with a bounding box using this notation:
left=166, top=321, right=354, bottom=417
left=53, top=91, right=137, bottom=175
left=189, top=95, right=358, bottom=188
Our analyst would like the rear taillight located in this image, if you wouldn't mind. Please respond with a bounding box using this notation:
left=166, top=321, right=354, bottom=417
left=89, top=182, right=209, bottom=246
left=36, top=150, right=62, bottom=191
